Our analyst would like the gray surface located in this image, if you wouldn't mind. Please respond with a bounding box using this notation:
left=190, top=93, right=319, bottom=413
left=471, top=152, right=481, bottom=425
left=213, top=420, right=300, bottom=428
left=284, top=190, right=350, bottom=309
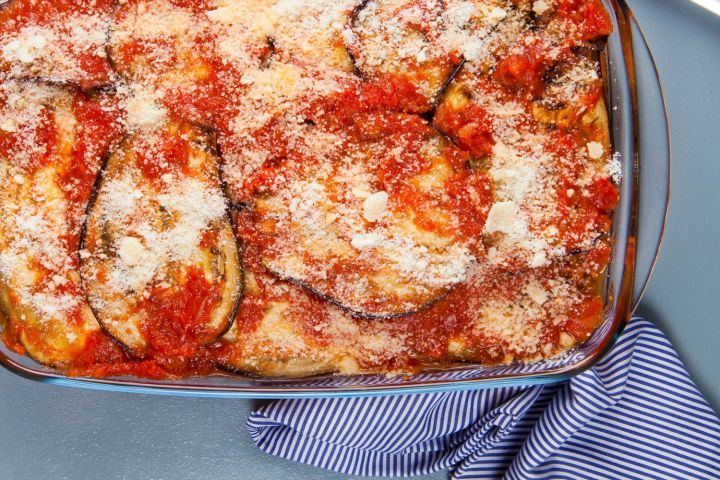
left=632, top=0, right=720, bottom=411
left=1, top=1, right=719, bottom=479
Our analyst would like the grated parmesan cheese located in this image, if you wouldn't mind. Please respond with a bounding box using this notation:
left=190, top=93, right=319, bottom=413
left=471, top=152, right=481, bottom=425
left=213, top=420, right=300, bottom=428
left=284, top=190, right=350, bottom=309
left=2, top=34, right=47, bottom=64
left=607, top=152, right=623, bottom=184
left=362, top=191, right=389, bottom=222
left=117, top=83, right=168, bottom=131
left=532, top=0, right=552, bottom=15
left=485, top=201, right=521, bottom=235
left=0, top=11, right=113, bottom=85
left=99, top=174, right=228, bottom=294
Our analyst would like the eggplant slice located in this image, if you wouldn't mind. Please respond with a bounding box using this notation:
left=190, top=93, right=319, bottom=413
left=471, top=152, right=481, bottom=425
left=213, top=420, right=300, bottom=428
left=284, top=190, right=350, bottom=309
left=251, top=111, right=492, bottom=318
left=347, top=0, right=521, bottom=112
left=266, top=0, right=358, bottom=71
left=349, top=0, right=456, bottom=112
left=216, top=268, right=344, bottom=378
left=0, top=0, right=116, bottom=89
left=79, top=121, right=242, bottom=358
left=217, top=59, right=360, bottom=204
left=0, top=81, right=120, bottom=367
left=215, top=236, right=419, bottom=378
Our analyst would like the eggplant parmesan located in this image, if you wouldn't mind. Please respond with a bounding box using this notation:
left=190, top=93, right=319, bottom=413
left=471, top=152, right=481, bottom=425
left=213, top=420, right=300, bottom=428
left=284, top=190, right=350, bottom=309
left=0, top=0, right=619, bottom=379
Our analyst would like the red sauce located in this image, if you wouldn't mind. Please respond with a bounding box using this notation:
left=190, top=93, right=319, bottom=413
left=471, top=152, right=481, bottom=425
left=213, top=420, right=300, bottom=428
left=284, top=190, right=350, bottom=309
left=360, top=75, right=434, bottom=114
left=138, top=267, right=221, bottom=366
left=589, top=177, right=620, bottom=213
left=0, top=0, right=115, bottom=87
left=0, top=0, right=115, bottom=24
left=134, top=130, right=191, bottom=183
left=0, top=104, right=57, bottom=173
left=57, top=269, right=223, bottom=379
left=564, top=296, right=603, bottom=340
left=556, top=0, right=613, bottom=41
left=494, top=53, right=547, bottom=97
left=446, top=169, right=494, bottom=239
left=434, top=102, right=496, bottom=158
left=56, top=93, right=123, bottom=248
left=68, top=331, right=170, bottom=379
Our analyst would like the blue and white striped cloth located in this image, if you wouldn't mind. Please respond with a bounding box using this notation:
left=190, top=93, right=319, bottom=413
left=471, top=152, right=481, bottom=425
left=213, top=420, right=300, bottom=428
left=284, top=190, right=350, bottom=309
left=247, top=318, right=720, bottom=479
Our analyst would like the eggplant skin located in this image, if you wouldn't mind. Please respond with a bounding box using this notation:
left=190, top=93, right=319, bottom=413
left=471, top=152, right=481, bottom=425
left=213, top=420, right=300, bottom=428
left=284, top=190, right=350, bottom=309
left=0, top=200, right=99, bottom=368
left=264, top=268, right=450, bottom=320
left=79, top=121, right=242, bottom=358
left=215, top=296, right=348, bottom=378
left=218, top=357, right=338, bottom=379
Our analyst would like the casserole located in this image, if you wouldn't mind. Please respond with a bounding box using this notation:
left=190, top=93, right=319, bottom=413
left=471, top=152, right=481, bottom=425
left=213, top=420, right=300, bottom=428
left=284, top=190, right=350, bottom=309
left=0, top=0, right=670, bottom=397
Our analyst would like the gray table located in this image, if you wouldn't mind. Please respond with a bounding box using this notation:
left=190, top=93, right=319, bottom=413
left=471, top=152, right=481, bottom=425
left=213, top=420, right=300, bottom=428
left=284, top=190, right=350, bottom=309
left=1, top=1, right=719, bottom=479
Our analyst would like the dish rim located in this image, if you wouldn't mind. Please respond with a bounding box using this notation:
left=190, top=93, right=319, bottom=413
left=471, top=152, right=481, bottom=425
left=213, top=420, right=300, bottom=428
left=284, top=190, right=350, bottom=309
left=0, top=0, right=671, bottom=398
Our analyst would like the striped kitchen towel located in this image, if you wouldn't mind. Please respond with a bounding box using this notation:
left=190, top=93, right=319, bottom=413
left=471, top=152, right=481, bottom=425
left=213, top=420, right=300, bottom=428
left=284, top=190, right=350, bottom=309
left=247, top=318, right=720, bottom=479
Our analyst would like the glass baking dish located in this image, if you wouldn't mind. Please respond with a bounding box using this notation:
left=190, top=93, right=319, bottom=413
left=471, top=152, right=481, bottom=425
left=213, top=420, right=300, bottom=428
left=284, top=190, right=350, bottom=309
left=0, top=0, right=670, bottom=399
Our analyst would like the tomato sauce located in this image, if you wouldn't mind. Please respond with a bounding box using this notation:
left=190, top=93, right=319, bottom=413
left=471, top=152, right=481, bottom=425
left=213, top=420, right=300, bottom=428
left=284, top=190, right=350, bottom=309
left=434, top=102, right=496, bottom=158
left=69, top=266, right=224, bottom=378
left=133, top=131, right=192, bottom=183
left=57, top=93, right=123, bottom=248
left=0, top=104, right=57, bottom=173
left=494, top=53, right=547, bottom=97
left=68, top=331, right=169, bottom=379
left=556, top=0, right=613, bottom=41
left=139, top=266, right=221, bottom=365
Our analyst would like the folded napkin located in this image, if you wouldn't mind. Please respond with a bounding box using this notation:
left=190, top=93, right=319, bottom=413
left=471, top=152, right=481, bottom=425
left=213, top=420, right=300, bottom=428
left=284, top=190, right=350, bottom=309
left=248, top=318, right=720, bottom=479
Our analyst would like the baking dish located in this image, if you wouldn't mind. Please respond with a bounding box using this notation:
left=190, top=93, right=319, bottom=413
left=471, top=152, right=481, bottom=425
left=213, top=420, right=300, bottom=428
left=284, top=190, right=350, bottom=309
left=0, top=0, right=670, bottom=398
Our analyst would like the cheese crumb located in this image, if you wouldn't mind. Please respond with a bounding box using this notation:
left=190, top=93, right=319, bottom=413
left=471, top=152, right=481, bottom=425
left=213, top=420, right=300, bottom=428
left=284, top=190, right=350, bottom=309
left=530, top=250, right=549, bottom=268
left=607, top=152, right=623, bottom=183
left=117, top=236, right=146, bottom=267
left=119, top=83, right=168, bottom=131
left=587, top=141, right=604, bottom=160
left=488, top=7, right=508, bottom=21
left=526, top=281, right=549, bottom=305
left=350, top=233, right=382, bottom=250
left=2, top=35, right=48, bottom=64
left=362, top=191, right=388, bottom=222
left=532, top=0, right=552, bottom=15
left=485, top=201, right=519, bottom=234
